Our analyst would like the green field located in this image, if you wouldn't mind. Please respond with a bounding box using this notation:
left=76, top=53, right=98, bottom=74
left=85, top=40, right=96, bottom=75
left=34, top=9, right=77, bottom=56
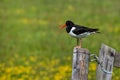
left=0, top=0, right=120, bottom=80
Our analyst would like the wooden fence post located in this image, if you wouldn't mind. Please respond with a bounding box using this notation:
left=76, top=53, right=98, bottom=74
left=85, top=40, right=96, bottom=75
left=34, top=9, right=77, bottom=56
left=72, top=47, right=90, bottom=80
left=96, top=44, right=116, bottom=80
left=114, top=52, right=120, bottom=68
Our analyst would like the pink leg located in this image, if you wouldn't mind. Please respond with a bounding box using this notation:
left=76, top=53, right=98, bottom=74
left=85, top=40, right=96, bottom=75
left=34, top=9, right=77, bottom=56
left=75, top=38, right=82, bottom=48
left=75, top=38, right=80, bottom=48
left=80, top=38, right=82, bottom=48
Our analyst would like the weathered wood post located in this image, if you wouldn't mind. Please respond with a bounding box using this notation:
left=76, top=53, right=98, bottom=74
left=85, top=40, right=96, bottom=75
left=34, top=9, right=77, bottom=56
left=72, top=47, right=90, bottom=80
left=114, top=52, right=120, bottom=68
left=96, top=44, right=116, bottom=80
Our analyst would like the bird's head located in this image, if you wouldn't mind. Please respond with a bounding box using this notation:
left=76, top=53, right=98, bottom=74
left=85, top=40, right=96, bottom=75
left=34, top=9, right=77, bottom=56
left=60, top=20, right=74, bottom=29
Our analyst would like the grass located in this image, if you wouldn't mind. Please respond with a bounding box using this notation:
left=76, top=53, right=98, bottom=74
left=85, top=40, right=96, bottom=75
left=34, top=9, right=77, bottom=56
left=0, top=0, right=120, bottom=80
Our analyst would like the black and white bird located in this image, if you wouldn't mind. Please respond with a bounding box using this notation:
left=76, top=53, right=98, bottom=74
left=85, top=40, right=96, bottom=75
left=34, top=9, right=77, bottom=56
left=60, top=20, right=100, bottom=48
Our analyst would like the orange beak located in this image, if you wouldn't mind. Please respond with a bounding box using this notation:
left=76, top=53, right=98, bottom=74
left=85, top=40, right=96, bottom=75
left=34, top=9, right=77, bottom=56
left=60, top=24, right=66, bottom=29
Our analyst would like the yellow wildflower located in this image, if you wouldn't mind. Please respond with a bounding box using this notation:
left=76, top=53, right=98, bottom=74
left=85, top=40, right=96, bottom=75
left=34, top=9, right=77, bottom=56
left=20, top=18, right=29, bottom=24
left=54, top=73, right=63, bottom=80
left=38, top=20, right=48, bottom=26
left=89, top=63, right=96, bottom=71
left=67, top=5, right=74, bottom=11
left=114, top=27, right=119, bottom=33
left=30, top=56, right=36, bottom=62
left=15, top=9, right=24, bottom=15
left=0, top=76, right=6, bottom=80
left=5, top=67, right=13, bottom=73
left=88, top=75, right=92, bottom=79
left=115, top=76, right=119, bottom=80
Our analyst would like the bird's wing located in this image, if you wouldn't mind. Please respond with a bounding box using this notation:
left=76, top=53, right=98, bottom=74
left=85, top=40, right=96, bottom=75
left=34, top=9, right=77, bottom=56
left=73, top=25, right=99, bottom=35
left=72, top=25, right=89, bottom=35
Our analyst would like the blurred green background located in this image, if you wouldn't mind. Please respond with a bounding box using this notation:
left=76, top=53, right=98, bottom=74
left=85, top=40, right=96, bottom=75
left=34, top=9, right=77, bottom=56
left=0, top=0, right=120, bottom=80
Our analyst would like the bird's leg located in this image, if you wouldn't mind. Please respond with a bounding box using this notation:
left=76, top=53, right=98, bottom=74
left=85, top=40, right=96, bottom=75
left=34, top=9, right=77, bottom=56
left=77, top=38, right=79, bottom=45
left=79, top=38, right=82, bottom=48
left=76, top=38, right=80, bottom=48
left=77, top=38, right=79, bottom=46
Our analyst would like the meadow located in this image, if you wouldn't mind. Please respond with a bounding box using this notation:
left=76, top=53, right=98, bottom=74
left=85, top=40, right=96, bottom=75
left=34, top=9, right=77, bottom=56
left=0, top=0, right=120, bottom=80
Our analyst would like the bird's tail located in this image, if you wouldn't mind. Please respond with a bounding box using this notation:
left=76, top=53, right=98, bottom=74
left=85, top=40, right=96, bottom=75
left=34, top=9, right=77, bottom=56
left=89, top=28, right=100, bottom=33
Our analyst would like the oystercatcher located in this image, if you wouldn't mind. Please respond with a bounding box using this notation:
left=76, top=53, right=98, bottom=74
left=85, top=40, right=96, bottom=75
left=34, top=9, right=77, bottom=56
left=60, top=20, right=100, bottom=48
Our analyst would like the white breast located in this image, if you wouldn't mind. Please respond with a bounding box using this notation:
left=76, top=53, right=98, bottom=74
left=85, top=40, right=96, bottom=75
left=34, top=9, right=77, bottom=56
left=69, top=27, right=77, bottom=37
